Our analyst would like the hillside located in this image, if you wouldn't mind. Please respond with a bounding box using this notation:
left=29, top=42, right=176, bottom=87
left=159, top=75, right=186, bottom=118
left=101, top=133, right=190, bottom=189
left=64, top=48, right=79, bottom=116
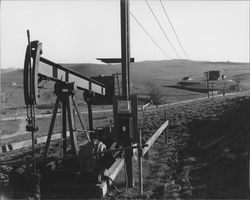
left=62, top=59, right=249, bottom=82
left=113, top=91, right=250, bottom=199
left=62, top=60, right=250, bottom=94
left=1, top=91, right=250, bottom=199
left=1, top=60, right=249, bottom=110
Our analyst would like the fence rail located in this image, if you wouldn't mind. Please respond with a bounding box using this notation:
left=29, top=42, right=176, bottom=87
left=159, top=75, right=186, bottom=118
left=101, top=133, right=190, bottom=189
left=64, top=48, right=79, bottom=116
left=143, top=120, right=169, bottom=156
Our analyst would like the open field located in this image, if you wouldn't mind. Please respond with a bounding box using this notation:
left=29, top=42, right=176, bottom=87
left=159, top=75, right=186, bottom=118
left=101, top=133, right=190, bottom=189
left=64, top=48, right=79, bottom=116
left=0, top=109, right=113, bottom=146
left=1, top=60, right=249, bottom=110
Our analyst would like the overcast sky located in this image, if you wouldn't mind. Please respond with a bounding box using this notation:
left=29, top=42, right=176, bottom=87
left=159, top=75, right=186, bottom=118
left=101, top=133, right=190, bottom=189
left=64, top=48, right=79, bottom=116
left=0, top=0, right=249, bottom=69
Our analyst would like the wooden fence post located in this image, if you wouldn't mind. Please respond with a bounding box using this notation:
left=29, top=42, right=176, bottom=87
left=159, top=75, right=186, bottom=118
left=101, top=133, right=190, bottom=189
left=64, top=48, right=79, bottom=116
left=248, top=137, right=250, bottom=195
left=138, top=130, right=143, bottom=196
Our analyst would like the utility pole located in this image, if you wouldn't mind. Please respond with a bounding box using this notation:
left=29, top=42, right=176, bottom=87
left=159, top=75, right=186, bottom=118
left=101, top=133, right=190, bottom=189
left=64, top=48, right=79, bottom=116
left=120, top=0, right=134, bottom=188
left=211, top=82, right=214, bottom=98
left=121, top=0, right=130, bottom=99
left=223, top=81, right=226, bottom=96
left=206, top=72, right=210, bottom=98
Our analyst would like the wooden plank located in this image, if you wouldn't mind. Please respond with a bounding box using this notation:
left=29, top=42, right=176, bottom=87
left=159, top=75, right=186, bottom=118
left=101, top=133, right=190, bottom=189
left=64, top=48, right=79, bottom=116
left=1, top=132, right=70, bottom=154
left=138, top=131, right=143, bottom=195
left=143, top=120, right=169, bottom=156
left=12, top=139, right=33, bottom=150
left=142, top=103, right=150, bottom=111
left=97, top=158, right=125, bottom=197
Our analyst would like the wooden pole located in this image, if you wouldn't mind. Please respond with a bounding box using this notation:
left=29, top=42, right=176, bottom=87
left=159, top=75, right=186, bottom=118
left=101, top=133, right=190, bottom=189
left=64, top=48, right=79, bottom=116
left=120, top=0, right=134, bottom=188
left=206, top=72, right=210, bottom=98
left=138, top=130, right=143, bottom=196
left=248, top=149, right=250, bottom=192
left=248, top=133, right=250, bottom=195
left=120, top=0, right=130, bottom=100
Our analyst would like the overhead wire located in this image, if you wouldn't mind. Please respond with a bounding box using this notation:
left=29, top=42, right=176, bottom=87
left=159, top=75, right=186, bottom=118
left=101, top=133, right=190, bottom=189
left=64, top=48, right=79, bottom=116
left=130, top=11, right=169, bottom=59
left=145, top=0, right=182, bottom=59
left=158, top=0, right=193, bottom=70
left=160, top=0, right=189, bottom=59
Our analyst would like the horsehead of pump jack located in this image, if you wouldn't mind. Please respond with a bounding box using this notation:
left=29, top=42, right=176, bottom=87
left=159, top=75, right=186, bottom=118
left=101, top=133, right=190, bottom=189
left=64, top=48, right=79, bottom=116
left=23, top=40, right=106, bottom=107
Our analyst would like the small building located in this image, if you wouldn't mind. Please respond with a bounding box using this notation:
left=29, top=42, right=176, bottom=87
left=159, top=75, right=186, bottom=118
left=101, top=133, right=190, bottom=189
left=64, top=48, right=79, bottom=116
left=182, top=76, right=192, bottom=81
left=204, top=71, right=221, bottom=81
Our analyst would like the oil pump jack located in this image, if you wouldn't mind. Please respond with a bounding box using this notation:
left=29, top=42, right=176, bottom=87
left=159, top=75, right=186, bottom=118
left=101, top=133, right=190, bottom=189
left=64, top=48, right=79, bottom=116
left=7, top=1, right=139, bottom=198
left=20, top=33, right=119, bottom=198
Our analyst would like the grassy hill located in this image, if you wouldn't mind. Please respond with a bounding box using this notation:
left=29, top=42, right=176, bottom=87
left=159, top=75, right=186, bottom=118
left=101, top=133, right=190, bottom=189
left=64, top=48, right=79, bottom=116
left=1, top=59, right=249, bottom=111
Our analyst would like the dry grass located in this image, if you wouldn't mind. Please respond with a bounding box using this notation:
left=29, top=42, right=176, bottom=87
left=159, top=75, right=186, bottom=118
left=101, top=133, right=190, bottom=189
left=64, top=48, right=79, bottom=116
left=111, top=91, right=250, bottom=199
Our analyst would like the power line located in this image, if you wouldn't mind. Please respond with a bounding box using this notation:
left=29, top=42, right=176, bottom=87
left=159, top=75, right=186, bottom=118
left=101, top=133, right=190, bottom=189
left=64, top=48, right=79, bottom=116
left=160, top=0, right=189, bottom=59
left=145, top=0, right=182, bottom=59
left=130, top=11, right=169, bottom=59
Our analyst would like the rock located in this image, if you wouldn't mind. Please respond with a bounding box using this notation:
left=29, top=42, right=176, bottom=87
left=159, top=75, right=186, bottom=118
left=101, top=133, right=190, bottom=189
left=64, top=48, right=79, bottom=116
left=184, top=157, right=196, bottom=163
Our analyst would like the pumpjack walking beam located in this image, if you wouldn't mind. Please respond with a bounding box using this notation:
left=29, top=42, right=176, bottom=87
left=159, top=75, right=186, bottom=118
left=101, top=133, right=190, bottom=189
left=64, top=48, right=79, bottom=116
left=23, top=40, right=106, bottom=108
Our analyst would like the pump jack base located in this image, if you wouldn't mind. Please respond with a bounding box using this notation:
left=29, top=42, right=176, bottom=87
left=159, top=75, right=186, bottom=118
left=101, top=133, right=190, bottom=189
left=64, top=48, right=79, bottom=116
left=39, top=157, right=124, bottom=199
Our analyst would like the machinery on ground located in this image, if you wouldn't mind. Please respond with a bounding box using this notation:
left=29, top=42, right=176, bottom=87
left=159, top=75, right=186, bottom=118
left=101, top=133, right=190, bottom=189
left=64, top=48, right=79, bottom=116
left=7, top=30, right=138, bottom=199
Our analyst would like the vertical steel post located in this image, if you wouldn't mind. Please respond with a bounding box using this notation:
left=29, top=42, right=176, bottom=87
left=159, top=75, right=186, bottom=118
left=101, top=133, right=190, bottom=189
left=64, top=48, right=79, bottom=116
left=223, top=82, right=226, bottom=96
left=62, top=94, right=67, bottom=156
left=87, top=102, right=93, bottom=130
left=31, top=128, right=36, bottom=173
left=211, top=82, right=214, bottom=98
left=206, top=72, right=210, bottom=98
left=120, top=0, right=134, bottom=188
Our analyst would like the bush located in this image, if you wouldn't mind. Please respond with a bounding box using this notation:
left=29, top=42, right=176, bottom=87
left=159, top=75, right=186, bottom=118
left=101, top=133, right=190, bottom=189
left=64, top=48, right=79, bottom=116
left=145, top=81, right=164, bottom=106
